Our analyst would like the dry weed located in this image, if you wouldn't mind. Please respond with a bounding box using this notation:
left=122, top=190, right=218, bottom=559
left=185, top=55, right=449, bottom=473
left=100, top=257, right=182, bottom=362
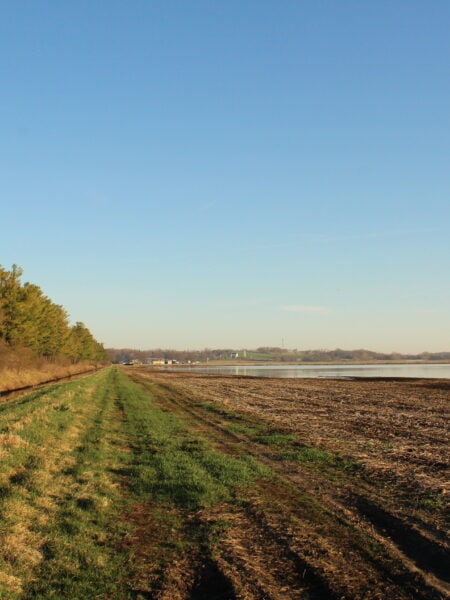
left=0, top=571, right=23, bottom=594
left=0, top=433, right=28, bottom=448
left=2, top=498, right=35, bottom=523
left=1, top=523, right=43, bottom=568
left=0, top=361, right=99, bottom=393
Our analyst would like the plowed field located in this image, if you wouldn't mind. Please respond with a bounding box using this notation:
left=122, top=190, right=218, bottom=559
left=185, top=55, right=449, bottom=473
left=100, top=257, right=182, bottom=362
left=129, top=368, right=449, bottom=600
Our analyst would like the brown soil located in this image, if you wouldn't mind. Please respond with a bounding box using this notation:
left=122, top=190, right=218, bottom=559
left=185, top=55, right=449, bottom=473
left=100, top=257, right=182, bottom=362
left=127, top=369, right=449, bottom=600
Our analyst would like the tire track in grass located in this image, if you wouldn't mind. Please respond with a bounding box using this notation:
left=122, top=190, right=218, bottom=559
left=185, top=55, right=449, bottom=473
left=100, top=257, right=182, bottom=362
left=121, top=372, right=362, bottom=599
left=115, top=370, right=323, bottom=600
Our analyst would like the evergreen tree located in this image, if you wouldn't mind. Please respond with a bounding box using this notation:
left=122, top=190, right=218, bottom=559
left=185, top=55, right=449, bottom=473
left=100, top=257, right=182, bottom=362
left=0, top=264, right=107, bottom=363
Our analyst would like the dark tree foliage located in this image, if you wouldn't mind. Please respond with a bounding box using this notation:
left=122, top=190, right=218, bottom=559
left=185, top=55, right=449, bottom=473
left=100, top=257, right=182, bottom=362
left=0, top=264, right=107, bottom=363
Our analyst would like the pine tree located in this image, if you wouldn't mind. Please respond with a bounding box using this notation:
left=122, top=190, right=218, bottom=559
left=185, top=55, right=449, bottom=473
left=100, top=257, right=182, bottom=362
left=0, top=264, right=107, bottom=363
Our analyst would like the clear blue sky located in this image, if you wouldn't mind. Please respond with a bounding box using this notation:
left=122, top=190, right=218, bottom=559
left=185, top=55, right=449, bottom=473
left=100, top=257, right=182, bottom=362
left=1, top=1, right=449, bottom=352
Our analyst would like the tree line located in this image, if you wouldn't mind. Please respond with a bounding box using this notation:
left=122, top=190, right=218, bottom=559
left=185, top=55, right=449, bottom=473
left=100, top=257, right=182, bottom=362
left=108, top=346, right=450, bottom=364
left=0, top=264, right=107, bottom=363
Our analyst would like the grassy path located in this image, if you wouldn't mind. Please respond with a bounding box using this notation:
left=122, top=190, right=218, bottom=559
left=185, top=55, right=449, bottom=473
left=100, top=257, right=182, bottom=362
left=0, top=368, right=447, bottom=599
left=0, top=368, right=130, bottom=599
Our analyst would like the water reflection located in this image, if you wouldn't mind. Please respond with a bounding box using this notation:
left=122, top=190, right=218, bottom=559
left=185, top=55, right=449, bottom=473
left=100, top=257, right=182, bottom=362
left=172, top=364, right=450, bottom=379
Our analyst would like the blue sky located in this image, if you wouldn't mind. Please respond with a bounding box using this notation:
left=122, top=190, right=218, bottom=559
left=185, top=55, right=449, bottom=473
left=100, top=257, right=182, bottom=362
left=1, top=1, right=449, bottom=352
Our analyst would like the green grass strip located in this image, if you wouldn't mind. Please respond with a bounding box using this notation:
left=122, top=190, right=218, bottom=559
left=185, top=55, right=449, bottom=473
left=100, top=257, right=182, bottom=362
left=115, top=370, right=269, bottom=510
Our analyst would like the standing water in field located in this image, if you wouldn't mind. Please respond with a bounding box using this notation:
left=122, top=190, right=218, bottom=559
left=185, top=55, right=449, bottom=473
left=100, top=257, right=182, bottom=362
left=170, top=363, right=450, bottom=379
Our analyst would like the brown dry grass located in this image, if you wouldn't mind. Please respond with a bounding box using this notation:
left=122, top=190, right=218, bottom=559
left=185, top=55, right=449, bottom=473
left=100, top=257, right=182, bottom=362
left=0, top=361, right=102, bottom=393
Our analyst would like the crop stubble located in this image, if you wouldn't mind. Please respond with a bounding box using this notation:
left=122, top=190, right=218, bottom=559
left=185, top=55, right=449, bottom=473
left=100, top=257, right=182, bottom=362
left=129, top=368, right=449, bottom=600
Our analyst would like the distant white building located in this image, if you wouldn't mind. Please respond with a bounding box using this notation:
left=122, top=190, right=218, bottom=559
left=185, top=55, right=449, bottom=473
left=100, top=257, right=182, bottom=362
left=151, top=359, right=165, bottom=366
left=151, top=358, right=178, bottom=366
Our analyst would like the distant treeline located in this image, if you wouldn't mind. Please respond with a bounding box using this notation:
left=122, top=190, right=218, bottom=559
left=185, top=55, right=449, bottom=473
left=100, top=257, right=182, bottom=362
left=0, top=264, right=107, bottom=364
left=108, top=346, right=450, bottom=364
